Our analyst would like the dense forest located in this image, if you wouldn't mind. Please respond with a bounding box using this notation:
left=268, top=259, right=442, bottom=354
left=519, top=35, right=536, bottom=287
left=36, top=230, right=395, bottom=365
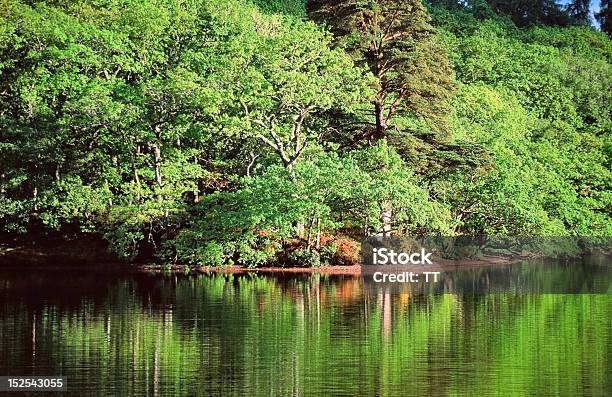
left=0, top=0, right=610, bottom=266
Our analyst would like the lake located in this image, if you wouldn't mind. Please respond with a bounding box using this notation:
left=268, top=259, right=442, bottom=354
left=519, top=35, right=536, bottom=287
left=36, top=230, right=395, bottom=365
left=0, top=261, right=610, bottom=396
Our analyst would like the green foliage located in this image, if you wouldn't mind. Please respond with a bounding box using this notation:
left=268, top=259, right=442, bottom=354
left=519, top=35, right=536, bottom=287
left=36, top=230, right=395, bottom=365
left=37, top=176, right=112, bottom=231
left=251, top=0, right=305, bottom=16
left=172, top=145, right=451, bottom=266
left=214, top=13, right=369, bottom=172
left=287, top=248, right=321, bottom=267
left=319, top=242, right=337, bottom=265
left=440, top=84, right=564, bottom=234
left=430, top=0, right=582, bottom=28
left=349, top=142, right=454, bottom=235
left=0, top=0, right=610, bottom=265
left=433, top=11, right=612, bottom=236
left=308, top=0, right=454, bottom=138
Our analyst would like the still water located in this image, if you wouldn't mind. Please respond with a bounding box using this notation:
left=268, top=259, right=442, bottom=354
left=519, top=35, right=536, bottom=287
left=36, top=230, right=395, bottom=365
left=0, top=264, right=610, bottom=396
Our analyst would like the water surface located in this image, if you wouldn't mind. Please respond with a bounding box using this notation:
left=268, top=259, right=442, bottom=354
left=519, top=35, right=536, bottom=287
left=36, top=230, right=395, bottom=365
left=0, top=263, right=610, bottom=396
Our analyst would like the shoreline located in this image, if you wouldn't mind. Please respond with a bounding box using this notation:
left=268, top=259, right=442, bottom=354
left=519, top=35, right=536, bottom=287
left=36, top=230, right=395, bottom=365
left=4, top=242, right=601, bottom=276
left=1, top=242, right=533, bottom=276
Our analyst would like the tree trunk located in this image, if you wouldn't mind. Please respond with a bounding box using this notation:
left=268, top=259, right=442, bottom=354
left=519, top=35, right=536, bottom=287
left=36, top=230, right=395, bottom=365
left=131, top=150, right=140, bottom=187
left=152, top=143, right=162, bottom=188
left=285, top=160, right=296, bottom=180
left=297, top=220, right=305, bottom=239
left=315, top=217, right=321, bottom=250
left=32, top=187, right=38, bottom=212
left=374, top=97, right=387, bottom=141
left=194, top=157, right=200, bottom=204
left=378, top=201, right=392, bottom=237
left=246, top=151, right=259, bottom=177
left=306, top=216, right=315, bottom=250
left=153, top=124, right=164, bottom=189
left=129, top=146, right=141, bottom=206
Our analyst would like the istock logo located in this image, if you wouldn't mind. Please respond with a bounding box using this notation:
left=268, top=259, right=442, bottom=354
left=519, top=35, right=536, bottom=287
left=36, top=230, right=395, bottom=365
left=372, top=247, right=433, bottom=265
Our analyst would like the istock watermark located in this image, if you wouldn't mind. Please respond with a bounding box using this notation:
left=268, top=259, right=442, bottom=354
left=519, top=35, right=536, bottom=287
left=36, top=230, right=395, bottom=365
left=362, top=238, right=446, bottom=290
left=372, top=247, right=433, bottom=265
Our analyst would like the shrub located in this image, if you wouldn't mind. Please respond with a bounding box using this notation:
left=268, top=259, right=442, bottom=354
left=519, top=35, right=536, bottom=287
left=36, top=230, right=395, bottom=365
left=334, top=238, right=361, bottom=265
left=288, top=249, right=321, bottom=268
left=320, top=243, right=337, bottom=265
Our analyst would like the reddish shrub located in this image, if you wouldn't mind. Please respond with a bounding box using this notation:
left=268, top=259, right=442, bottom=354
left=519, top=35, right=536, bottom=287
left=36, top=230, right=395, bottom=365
left=319, top=234, right=335, bottom=246
left=334, top=238, right=361, bottom=265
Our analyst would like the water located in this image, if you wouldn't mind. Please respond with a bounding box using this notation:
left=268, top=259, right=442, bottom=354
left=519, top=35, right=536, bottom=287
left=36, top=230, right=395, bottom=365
left=0, top=264, right=610, bottom=396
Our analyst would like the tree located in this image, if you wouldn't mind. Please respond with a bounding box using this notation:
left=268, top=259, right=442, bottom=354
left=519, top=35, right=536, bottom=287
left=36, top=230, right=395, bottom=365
left=251, top=0, right=306, bottom=16
left=486, top=0, right=572, bottom=26
left=1, top=0, right=610, bottom=265
left=435, top=9, right=612, bottom=236
left=308, top=0, right=454, bottom=141
left=439, top=84, right=564, bottom=235
left=596, top=0, right=612, bottom=35
left=307, top=0, right=457, bottom=237
left=228, top=20, right=367, bottom=175
left=173, top=146, right=452, bottom=266
left=567, top=0, right=592, bottom=25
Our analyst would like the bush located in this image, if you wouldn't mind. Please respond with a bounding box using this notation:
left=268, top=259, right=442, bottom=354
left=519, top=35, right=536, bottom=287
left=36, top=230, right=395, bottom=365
left=334, top=238, right=361, bottom=265
left=287, top=249, right=321, bottom=268
left=320, top=243, right=337, bottom=265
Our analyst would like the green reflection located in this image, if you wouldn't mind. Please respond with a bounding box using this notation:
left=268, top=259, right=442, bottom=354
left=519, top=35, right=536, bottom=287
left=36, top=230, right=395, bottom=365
left=0, top=274, right=610, bottom=396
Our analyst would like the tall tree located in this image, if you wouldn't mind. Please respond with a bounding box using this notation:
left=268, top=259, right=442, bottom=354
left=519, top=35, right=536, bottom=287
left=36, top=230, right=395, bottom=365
left=308, top=0, right=455, bottom=237
left=596, top=0, right=612, bottom=35
left=308, top=0, right=454, bottom=142
left=486, top=0, right=571, bottom=26
left=567, top=0, right=592, bottom=24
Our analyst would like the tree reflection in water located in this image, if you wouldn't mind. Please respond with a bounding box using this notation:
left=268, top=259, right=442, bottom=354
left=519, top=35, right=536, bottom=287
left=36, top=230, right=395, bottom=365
left=0, top=271, right=610, bottom=396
